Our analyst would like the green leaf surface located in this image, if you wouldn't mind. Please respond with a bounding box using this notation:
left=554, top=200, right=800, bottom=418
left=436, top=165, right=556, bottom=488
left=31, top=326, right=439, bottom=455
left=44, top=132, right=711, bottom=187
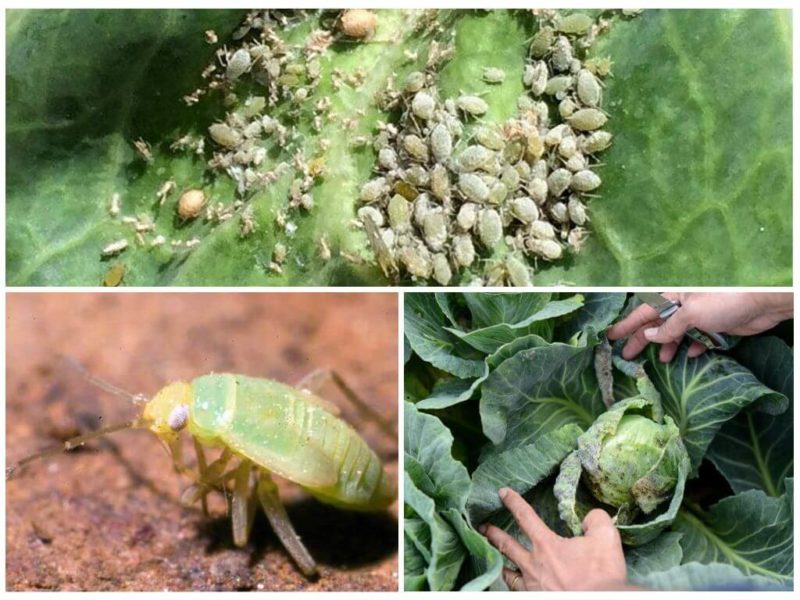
left=538, top=9, right=792, bottom=286
left=636, top=562, right=789, bottom=591
left=707, top=336, right=793, bottom=496
left=462, top=293, right=551, bottom=330
left=643, top=344, right=789, bottom=472
left=626, top=532, right=684, bottom=581
left=674, top=479, right=793, bottom=582
left=442, top=508, right=503, bottom=591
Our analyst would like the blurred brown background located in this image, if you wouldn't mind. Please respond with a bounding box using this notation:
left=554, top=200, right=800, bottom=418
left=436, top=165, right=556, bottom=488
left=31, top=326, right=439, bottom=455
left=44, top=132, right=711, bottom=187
left=6, top=292, right=398, bottom=591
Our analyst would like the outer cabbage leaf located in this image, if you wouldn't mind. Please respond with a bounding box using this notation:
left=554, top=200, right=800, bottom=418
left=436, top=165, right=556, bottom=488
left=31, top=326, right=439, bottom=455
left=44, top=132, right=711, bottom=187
left=635, top=562, right=789, bottom=591
left=625, top=532, right=683, bottom=581
left=442, top=508, right=503, bottom=591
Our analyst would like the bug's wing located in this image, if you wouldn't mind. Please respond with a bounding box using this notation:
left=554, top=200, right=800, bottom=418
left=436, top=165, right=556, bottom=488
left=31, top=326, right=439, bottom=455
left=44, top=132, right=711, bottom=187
left=362, top=214, right=399, bottom=280
left=223, top=377, right=339, bottom=489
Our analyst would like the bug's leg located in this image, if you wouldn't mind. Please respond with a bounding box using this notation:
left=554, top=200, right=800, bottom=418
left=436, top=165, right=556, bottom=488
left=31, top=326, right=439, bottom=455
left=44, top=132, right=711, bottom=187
left=231, top=459, right=253, bottom=547
left=193, top=439, right=210, bottom=515
left=296, top=368, right=396, bottom=438
left=180, top=447, right=233, bottom=505
left=257, top=471, right=318, bottom=578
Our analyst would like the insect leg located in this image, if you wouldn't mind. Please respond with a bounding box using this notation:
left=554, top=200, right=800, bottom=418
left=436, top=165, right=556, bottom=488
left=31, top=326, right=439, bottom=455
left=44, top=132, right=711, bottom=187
left=179, top=447, right=233, bottom=505
left=231, top=459, right=252, bottom=547
left=193, top=439, right=210, bottom=515
left=296, top=368, right=397, bottom=439
left=256, top=471, right=318, bottom=578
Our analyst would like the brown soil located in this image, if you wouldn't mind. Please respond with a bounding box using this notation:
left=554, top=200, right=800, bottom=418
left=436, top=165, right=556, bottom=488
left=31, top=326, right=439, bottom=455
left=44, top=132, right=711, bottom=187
left=6, top=292, right=399, bottom=591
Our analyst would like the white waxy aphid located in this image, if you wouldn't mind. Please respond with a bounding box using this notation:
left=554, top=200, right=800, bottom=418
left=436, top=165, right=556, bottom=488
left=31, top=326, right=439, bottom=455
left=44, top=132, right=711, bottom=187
left=530, top=26, right=554, bottom=58
left=475, top=125, right=505, bottom=151
left=422, top=210, right=448, bottom=251
left=571, top=169, right=602, bottom=192
left=545, top=75, right=573, bottom=98
left=405, top=165, right=430, bottom=188
left=547, top=168, right=572, bottom=197
left=556, top=13, right=594, bottom=35
left=273, top=242, right=288, bottom=265
left=432, top=253, right=453, bottom=286
left=387, top=194, right=412, bottom=231
left=558, top=135, right=578, bottom=159
left=404, top=71, right=426, bottom=93
left=177, top=189, right=206, bottom=220
left=564, top=153, right=588, bottom=172
left=528, top=178, right=549, bottom=204
left=457, top=145, right=495, bottom=173
left=402, top=134, right=429, bottom=162
left=576, top=69, right=602, bottom=107
left=545, top=123, right=571, bottom=146
left=452, top=234, right=476, bottom=267
left=506, top=255, right=532, bottom=287
left=527, top=238, right=563, bottom=261
left=487, top=182, right=508, bottom=205
left=167, top=405, right=190, bottom=432
left=456, top=95, right=489, bottom=116
left=568, top=226, right=589, bottom=253
left=525, top=131, right=545, bottom=162
left=568, top=196, right=588, bottom=225
left=550, top=202, right=569, bottom=224
left=501, top=165, right=520, bottom=190
left=381, top=227, right=395, bottom=249
left=242, top=120, right=263, bottom=139
left=527, top=61, right=549, bottom=96
left=398, top=243, right=432, bottom=279
left=559, top=97, right=579, bottom=119
left=458, top=173, right=490, bottom=202
left=413, top=193, right=432, bottom=227
left=430, top=164, right=450, bottom=200
left=358, top=205, right=385, bottom=228
left=482, top=67, right=506, bottom=84
left=567, top=108, right=608, bottom=131
left=530, top=220, right=557, bottom=240
left=523, top=64, right=535, bottom=86
left=477, top=208, right=502, bottom=248
left=101, top=239, right=128, bottom=257
left=551, top=36, right=573, bottom=73
left=378, top=147, right=398, bottom=170
left=517, top=160, right=534, bottom=181
left=509, top=197, right=539, bottom=224
left=109, top=193, right=121, bottom=217
left=430, top=123, right=453, bottom=163
left=209, top=123, right=243, bottom=148
left=457, top=203, right=478, bottom=231
left=585, top=56, right=613, bottom=77
left=411, top=91, right=436, bottom=120
left=360, top=177, right=388, bottom=203
left=580, top=131, right=613, bottom=154
left=226, top=48, right=252, bottom=80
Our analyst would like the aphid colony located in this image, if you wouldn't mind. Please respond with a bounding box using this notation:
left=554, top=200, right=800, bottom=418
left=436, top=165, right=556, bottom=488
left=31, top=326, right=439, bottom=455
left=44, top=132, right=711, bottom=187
left=358, top=11, right=615, bottom=286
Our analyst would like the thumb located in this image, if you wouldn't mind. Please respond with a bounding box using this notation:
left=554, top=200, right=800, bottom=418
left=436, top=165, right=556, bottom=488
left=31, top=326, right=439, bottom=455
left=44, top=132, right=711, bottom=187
left=643, top=311, right=692, bottom=344
left=581, top=509, right=615, bottom=536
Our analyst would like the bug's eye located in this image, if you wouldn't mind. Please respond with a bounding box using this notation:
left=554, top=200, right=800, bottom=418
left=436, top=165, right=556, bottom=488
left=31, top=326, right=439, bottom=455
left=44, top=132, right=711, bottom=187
left=167, top=405, right=189, bottom=432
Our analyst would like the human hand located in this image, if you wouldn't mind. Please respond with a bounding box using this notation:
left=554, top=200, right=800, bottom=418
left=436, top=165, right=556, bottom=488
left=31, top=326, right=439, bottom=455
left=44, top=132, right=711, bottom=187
left=479, top=488, right=628, bottom=591
left=607, top=292, right=793, bottom=362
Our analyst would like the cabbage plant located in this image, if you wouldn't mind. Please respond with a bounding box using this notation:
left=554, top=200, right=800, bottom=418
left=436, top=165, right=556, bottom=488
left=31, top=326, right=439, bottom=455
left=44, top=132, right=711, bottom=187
left=404, top=292, right=793, bottom=590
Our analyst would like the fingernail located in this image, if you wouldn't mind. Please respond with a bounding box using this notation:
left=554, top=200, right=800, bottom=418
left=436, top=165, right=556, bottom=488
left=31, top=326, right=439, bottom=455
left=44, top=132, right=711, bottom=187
left=644, top=327, right=658, bottom=340
left=498, top=487, right=509, bottom=500
left=478, top=524, right=487, bottom=534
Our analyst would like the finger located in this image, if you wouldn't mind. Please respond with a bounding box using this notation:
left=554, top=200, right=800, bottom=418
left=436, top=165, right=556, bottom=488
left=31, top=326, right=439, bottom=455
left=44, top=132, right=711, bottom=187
left=499, top=488, right=554, bottom=544
left=658, top=341, right=679, bottom=363
left=581, top=508, right=617, bottom=538
left=687, top=341, right=707, bottom=358
left=621, top=326, right=653, bottom=359
left=482, top=524, right=531, bottom=567
left=607, top=304, right=659, bottom=340
left=503, top=568, right=529, bottom=592
left=643, top=309, right=694, bottom=344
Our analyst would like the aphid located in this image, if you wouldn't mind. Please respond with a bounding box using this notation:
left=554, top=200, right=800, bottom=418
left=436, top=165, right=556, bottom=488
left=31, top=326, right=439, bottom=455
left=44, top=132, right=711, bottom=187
left=422, top=210, right=448, bottom=251
left=429, top=164, right=450, bottom=201
left=475, top=125, right=505, bottom=151
left=273, top=242, right=287, bottom=265
left=398, top=242, right=432, bottom=279
left=525, top=131, right=545, bottom=162
left=477, top=208, right=502, bottom=248
left=209, top=123, right=243, bottom=148
left=102, top=263, right=125, bottom=287
left=558, top=97, right=579, bottom=119
left=240, top=205, right=256, bottom=237
left=567, top=108, right=608, bottom=131
left=505, top=254, right=532, bottom=287
left=458, top=173, right=490, bottom=202
left=109, top=193, right=121, bottom=217
left=402, top=134, right=429, bottom=163
left=580, top=131, right=613, bottom=154
left=226, top=48, right=252, bottom=81
left=482, top=67, right=506, bottom=84
left=432, top=253, right=453, bottom=286
left=526, top=61, right=549, bottom=96
left=500, top=165, right=520, bottom=190
left=564, top=152, right=588, bottom=172
left=403, top=71, right=426, bottom=94
left=455, top=95, right=488, bottom=116
left=378, top=148, right=398, bottom=170
left=360, top=177, right=389, bottom=203
left=452, top=234, right=476, bottom=267
left=363, top=213, right=399, bottom=280
left=340, top=9, right=377, bottom=39
left=101, top=239, right=128, bottom=257
left=358, top=206, right=385, bottom=228
left=555, top=13, right=594, bottom=35
left=529, top=26, right=554, bottom=58
left=133, top=138, right=153, bottom=163
left=551, top=36, right=574, bottom=73
left=156, top=180, right=176, bottom=205
left=430, top=123, right=453, bottom=164
left=318, top=235, right=332, bottom=261
left=527, top=237, right=563, bottom=260
left=509, top=196, right=539, bottom=224
left=413, top=193, right=432, bottom=228
left=558, top=135, right=578, bottom=159
left=204, top=29, right=218, bottom=44
left=568, top=196, right=588, bottom=225
left=550, top=201, right=569, bottom=224
left=487, top=182, right=508, bottom=205
left=576, top=69, right=602, bottom=107
left=387, top=194, right=412, bottom=231
left=177, top=189, right=207, bottom=220
left=411, top=91, right=435, bottom=120
left=457, top=145, right=495, bottom=173
left=570, top=169, right=602, bottom=192
left=545, top=75, right=573, bottom=97
left=530, top=220, right=557, bottom=240
left=457, top=203, right=479, bottom=231
left=584, top=56, right=613, bottom=77
left=567, top=226, right=589, bottom=253
left=528, top=178, right=549, bottom=204
left=7, top=364, right=396, bottom=578
left=547, top=168, right=572, bottom=197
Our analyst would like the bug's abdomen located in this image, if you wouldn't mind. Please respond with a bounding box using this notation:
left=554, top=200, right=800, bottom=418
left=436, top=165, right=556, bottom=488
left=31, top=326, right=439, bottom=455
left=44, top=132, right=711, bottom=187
left=203, top=375, right=395, bottom=511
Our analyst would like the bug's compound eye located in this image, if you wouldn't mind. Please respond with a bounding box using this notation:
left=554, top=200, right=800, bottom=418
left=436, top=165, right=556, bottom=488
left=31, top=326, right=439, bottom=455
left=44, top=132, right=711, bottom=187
left=167, top=404, right=190, bottom=432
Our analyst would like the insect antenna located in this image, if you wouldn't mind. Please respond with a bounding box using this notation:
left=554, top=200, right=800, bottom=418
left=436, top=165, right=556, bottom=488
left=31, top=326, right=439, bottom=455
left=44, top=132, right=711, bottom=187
left=61, top=356, right=148, bottom=405
left=7, top=417, right=145, bottom=480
